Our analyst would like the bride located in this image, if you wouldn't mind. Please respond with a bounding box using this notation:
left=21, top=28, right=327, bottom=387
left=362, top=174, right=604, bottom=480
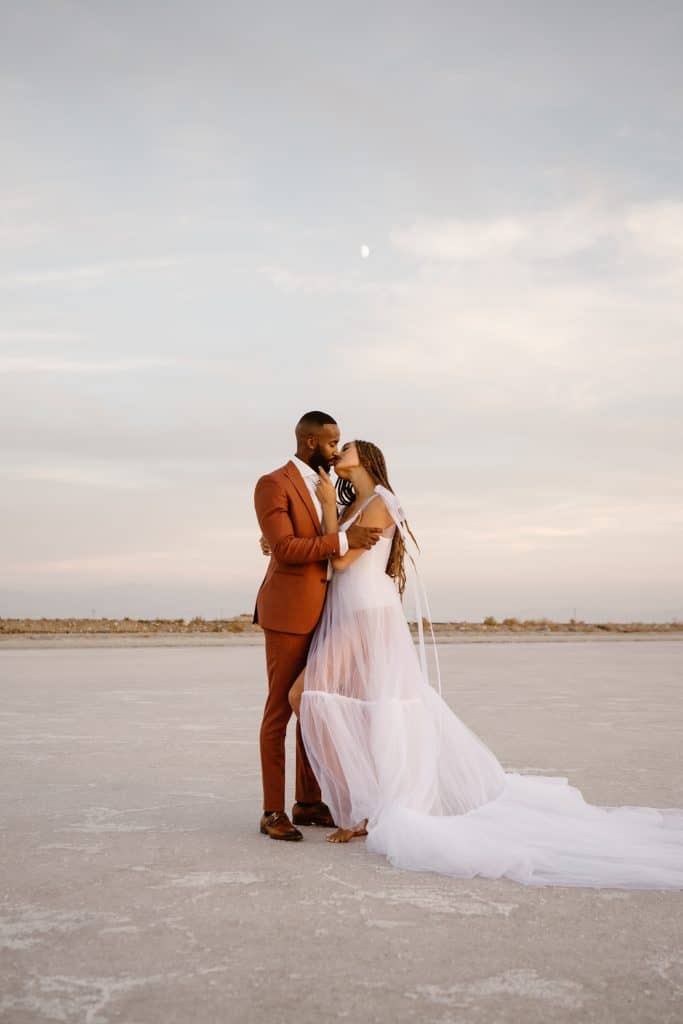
left=288, top=439, right=683, bottom=889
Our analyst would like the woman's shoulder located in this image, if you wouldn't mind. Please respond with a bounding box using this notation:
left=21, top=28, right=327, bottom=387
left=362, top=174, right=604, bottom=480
left=357, top=492, right=394, bottom=529
left=373, top=485, right=406, bottom=523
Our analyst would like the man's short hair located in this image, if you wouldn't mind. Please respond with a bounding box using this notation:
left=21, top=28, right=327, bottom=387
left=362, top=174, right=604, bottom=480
left=296, top=411, right=337, bottom=432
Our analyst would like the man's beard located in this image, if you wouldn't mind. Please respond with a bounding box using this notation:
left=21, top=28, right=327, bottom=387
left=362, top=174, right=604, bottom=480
left=309, top=447, right=333, bottom=473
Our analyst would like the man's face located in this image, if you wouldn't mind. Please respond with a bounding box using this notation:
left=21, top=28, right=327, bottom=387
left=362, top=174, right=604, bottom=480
left=308, top=423, right=341, bottom=472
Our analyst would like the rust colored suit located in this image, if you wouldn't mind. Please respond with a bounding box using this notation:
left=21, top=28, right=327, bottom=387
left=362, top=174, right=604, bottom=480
left=254, top=460, right=342, bottom=812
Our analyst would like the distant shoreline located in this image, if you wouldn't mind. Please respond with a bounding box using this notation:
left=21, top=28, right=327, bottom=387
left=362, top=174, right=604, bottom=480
left=1, top=616, right=681, bottom=650
left=2, top=615, right=682, bottom=636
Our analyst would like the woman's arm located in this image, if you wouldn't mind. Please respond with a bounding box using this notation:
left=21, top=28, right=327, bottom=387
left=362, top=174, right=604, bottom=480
left=331, top=496, right=393, bottom=572
left=315, top=468, right=341, bottom=535
left=321, top=490, right=339, bottom=535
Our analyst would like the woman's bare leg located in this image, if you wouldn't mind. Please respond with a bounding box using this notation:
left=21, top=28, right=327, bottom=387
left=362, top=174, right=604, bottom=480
left=290, top=661, right=362, bottom=838
left=288, top=669, right=305, bottom=718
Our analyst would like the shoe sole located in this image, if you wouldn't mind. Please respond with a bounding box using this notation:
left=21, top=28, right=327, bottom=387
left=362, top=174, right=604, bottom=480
left=260, top=825, right=303, bottom=841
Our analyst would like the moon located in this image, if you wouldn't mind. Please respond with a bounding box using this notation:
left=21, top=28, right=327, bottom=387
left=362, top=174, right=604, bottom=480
left=360, top=244, right=370, bottom=259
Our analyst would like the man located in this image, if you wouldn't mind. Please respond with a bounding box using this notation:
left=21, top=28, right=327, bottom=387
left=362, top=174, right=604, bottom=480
left=253, top=411, right=381, bottom=840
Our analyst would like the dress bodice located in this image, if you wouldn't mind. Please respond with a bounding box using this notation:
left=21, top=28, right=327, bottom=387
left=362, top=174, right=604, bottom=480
left=336, top=490, right=398, bottom=608
left=339, top=492, right=395, bottom=566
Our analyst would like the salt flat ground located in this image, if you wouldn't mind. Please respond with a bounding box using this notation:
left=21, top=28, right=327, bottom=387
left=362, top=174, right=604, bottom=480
left=1, top=640, right=682, bottom=1024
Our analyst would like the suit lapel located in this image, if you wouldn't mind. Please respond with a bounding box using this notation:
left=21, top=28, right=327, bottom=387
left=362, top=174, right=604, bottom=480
left=285, top=461, right=322, bottom=534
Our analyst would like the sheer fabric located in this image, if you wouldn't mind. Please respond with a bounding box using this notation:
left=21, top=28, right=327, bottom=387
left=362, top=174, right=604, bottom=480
left=301, top=487, right=683, bottom=889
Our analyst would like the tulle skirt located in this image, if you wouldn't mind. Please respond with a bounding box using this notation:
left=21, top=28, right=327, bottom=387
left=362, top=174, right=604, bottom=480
left=301, top=568, right=683, bottom=889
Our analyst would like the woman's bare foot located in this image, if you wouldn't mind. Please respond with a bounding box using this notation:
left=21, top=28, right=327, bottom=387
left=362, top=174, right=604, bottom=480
left=326, top=820, right=368, bottom=844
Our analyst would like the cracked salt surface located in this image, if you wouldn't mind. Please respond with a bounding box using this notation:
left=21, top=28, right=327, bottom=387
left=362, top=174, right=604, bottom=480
left=60, top=805, right=201, bottom=834
left=364, top=919, right=410, bottom=929
left=410, top=968, right=590, bottom=1010
left=0, top=971, right=167, bottom=1024
left=324, top=875, right=518, bottom=918
left=99, top=925, right=141, bottom=935
left=0, top=905, right=128, bottom=951
left=38, top=842, right=105, bottom=855
left=2, top=640, right=681, bottom=1024
left=648, top=952, right=683, bottom=993
left=161, top=871, right=261, bottom=888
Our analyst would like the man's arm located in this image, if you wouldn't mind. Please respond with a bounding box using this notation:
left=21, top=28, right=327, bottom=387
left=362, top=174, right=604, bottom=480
left=254, top=476, right=340, bottom=565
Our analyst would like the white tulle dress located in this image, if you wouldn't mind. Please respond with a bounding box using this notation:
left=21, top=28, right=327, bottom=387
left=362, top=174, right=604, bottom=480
left=300, top=486, right=683, bottom=889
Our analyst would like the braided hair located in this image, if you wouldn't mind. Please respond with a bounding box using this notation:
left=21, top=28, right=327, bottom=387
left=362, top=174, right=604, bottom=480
left=336, top=440, right=417, bottom=598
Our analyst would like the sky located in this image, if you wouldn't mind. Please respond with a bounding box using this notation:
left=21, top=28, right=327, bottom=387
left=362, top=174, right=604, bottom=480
left=1, top=1, right=682, bottom=622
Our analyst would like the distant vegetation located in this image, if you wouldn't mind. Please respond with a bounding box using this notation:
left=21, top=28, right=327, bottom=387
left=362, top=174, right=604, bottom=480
left=1, top=616, right=681, bottom=636
left=0, top=615, right=259, bottom=635
left=426, top=618, right=682, bottom=635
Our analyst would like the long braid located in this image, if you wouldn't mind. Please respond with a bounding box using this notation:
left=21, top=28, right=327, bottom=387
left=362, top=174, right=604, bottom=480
left=335, top=440, right=418, bottom=598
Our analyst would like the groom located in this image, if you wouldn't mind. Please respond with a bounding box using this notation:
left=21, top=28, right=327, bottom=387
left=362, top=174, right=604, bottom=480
left=253, top=411, right=382, bottom=840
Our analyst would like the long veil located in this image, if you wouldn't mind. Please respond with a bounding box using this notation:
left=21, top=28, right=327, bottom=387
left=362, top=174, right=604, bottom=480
left=373, top=485, right=443, bottom=701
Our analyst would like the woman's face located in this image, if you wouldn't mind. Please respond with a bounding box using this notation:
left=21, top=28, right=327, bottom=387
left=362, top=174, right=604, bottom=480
left=334, top=441, right=359, bottom=479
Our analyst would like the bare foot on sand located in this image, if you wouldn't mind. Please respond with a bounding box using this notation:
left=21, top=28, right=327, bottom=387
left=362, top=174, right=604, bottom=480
left=326, top=821, right=368, bottom=844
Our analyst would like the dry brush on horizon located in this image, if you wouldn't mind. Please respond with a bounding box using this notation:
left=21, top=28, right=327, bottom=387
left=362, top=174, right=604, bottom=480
left=1, top=616, right=682, bottom=636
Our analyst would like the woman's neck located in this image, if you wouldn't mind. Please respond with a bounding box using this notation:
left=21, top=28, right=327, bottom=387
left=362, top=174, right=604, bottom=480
left=350, top=473, right=376, bottom=504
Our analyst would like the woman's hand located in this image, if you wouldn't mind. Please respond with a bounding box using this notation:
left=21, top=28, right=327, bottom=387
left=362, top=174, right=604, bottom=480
left=316, top=467, right=337, bottom=510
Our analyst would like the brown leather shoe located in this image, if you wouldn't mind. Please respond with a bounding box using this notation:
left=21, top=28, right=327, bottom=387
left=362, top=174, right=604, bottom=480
left=291, top=801, right=337, bottom=828
left=259, top=811, right=303, bottom=841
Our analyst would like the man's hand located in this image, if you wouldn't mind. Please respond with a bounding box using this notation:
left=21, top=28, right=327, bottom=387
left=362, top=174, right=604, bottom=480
left=346, top=523, right=382, bottom=550
left=259, top=534, right=271, bottom=556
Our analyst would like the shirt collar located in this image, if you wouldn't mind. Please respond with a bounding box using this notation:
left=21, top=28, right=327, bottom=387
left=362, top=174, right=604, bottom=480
left=291, top=454, right=318, bottom=482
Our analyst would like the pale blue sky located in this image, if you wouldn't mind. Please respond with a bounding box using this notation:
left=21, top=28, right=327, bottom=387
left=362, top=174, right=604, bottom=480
left=2, top=2, right=682, bottom=621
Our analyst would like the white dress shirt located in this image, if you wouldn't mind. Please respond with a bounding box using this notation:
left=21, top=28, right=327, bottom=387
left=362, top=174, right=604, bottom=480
left=291, top=456, right=349, bottom=564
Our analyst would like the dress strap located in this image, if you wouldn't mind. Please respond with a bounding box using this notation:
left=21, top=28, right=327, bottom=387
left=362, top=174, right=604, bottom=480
left=340, top=489, right=379, bottom=531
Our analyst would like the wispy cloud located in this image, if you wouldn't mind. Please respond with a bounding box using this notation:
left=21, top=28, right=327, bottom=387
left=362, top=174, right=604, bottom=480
left=0, top=330, right=84, bottom=344
left=259, top=263, right=377, bottom=296
left=0, top=357, right=182, bottom=374
left=0, top=354, right=245, bottom=374
left=9, top=463, right=156, bottom=489
left=390, top=201, right=683, bottom=266
left=1, top=257, right=185, bottom=288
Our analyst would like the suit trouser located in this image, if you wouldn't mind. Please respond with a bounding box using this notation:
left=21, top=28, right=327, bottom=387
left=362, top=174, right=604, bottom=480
left=260, top=628, right=322, bottom=812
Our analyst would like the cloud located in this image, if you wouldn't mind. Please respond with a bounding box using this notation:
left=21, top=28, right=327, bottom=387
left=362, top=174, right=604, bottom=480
left=1, top=257, right=185, bottom=288
left=328, top=199, right=683, bottom=420
left=0, top=354, right=249, bottom=374
left=10, top=462, right=156, bottom=489
left=0, top=356, right=182, bottom=374
left=0, top=330, right=84, bottom=344
left=259, top=263, right=378, bottom=296
left=391, top=200, right=683, bottom=266
left=624, top=201, right=683, bottom=265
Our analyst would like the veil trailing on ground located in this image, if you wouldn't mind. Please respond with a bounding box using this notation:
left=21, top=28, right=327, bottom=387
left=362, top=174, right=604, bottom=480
left=301, top=486, right=683, bottom=889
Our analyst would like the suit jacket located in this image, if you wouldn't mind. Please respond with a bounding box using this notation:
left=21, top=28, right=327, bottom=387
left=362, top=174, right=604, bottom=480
left=253, top=461, right=342, bottom=635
